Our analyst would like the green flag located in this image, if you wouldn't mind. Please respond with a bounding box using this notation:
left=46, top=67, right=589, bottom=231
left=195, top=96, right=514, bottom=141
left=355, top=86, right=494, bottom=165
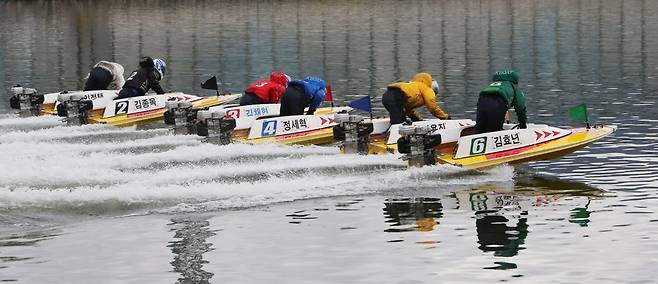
left=569, top=103, right=588, bottom=122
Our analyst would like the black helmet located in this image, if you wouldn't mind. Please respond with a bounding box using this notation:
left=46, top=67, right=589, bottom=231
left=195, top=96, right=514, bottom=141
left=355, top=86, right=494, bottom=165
left=139, top=56, right=155, bottom=68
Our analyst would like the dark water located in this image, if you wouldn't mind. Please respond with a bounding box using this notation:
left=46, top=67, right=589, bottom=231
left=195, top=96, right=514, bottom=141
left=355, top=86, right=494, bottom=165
left=1, top=0, right=658, bottom=283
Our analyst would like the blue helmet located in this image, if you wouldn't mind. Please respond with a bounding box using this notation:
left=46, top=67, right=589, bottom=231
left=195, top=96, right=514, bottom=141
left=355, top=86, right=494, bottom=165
left=154, top=58, right=167, bottom=79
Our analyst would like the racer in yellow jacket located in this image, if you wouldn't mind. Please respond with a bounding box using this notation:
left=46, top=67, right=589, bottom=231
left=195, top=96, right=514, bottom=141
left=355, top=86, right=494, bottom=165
left=382, top=73, right=449, bottom=124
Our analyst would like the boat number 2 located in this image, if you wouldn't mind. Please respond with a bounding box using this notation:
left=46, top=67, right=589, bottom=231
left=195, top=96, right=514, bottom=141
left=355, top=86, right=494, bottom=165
left=470, top=137, right=487, bottom=155
left=115, top=101, right=129, bottom=115
left=261, top=120, right=277, bottom=136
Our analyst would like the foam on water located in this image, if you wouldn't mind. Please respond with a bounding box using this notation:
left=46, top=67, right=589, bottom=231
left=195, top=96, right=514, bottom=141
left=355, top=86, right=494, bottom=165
left=0, top=123, right=166, bottom=143
left=0, top=123, right=514, bottom=213
left=0, top=162, right=514, bottom=213
left=0, top=114, right=63, bottom=130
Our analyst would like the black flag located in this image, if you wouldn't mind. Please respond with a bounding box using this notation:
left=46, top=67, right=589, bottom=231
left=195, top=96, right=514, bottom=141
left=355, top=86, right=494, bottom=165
left=201, top=76, right=218, bottom=90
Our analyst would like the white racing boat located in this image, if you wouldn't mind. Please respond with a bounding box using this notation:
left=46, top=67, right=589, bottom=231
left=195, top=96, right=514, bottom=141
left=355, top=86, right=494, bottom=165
left=164, top=102, right=351, bottom=145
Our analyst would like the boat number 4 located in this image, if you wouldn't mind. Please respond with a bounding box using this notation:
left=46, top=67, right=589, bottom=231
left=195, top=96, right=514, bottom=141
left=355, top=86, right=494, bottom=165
left=470, top=137, right=487, bottom=155
left=261, top=120, right=277, bottom=136
left=115, top=101, right=129, bottom=115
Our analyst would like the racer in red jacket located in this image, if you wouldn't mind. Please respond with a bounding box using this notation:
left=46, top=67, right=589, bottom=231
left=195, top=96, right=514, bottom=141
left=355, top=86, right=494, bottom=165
left=239, top=71, right=291, bottom=105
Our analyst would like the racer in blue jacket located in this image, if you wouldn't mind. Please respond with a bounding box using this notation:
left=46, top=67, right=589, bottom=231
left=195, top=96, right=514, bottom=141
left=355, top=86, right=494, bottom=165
left=279, top=76, right=327, bottom=116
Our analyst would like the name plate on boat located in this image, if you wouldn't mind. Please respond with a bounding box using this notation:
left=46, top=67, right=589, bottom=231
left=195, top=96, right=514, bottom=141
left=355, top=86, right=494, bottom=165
left=454, top=127, right=571, bottom=159
left=103, top=95, right=166, bottom=118
left=53, top=90, right=118, bottom=110
left=247, top=114, right=335, bottom=139
left=387, top=119, right=475, bottom=144
left=222, top=104, right=281, bottom=130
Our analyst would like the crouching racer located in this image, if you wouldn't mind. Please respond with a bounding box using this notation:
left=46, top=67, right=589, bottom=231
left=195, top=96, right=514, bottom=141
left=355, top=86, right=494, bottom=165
left=382, top=72, right=449, bottom=124
left=116, top=57, right=166, bottom=100
left=84, top=61, right=125, bottom=91
left=475, top=70, right=527, bottom=134
left=240, top=71, right=290, bottom=106
left=279, top=76, right=327, bottom=116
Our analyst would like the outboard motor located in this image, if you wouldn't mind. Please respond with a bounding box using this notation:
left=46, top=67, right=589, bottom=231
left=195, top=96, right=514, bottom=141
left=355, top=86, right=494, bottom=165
left=56, top=93, right=93, bottom=126
left=196, top=109, right=236, bottom=145
left=164, top=101, right=197, bottom=135
left=397, top=124, right=442, bottom=167
left=333, top=113, right=374, bottom=154
left=9, top=85, right=44, bottom=116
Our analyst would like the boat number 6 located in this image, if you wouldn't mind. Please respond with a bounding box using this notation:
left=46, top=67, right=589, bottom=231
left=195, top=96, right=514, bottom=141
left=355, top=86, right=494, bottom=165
left=115, top=101, right=129, bottom=115
left=470, top=137, right=487, bottom=155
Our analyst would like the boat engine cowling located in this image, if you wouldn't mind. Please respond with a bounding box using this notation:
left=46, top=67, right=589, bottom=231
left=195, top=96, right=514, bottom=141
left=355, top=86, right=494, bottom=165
left=164, top=101, right=198, bottom=135
left=333, top=113, right=374, bottom=155
left=57, top=93, right=93, bottom=126
left=196, top=109, right=236, bottom=145
left=398, top=124, right=442, bottom=167
left=9, top=85, right=43, bottom=116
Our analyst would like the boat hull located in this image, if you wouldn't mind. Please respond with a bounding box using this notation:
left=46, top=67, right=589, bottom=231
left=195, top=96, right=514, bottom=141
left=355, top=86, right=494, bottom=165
left=436, top=126, right=616, bottom=170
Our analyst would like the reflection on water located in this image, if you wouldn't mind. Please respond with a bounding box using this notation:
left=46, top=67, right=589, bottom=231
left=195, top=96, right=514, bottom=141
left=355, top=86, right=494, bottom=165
left=474, top=209, right=529, bottom=258
left=383, top=197, right=443, bottom=233
left=569, top=200, right=592, bottom=227
left=382, top=177, right=604, bottom=270
left=2, top=0, right=658, bottom=119
left=167, top=216, right=216, bottom=284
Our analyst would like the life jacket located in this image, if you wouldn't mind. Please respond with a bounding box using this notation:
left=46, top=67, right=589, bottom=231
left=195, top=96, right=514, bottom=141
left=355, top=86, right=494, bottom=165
left=479, top=70, right=527, bottom=125
left=122, top=67, right=165, bottom=95
left=288, top=77, right=326, bottom=114
left=95, top=61, right=125, bottom=89
left=244, top=80, right=285, bottom=103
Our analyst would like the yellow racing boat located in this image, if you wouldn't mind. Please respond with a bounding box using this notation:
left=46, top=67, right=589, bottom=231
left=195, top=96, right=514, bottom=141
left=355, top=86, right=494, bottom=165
left=332, top=113, right=616, bottom=170
left=434, top=125, right=616, bottom=170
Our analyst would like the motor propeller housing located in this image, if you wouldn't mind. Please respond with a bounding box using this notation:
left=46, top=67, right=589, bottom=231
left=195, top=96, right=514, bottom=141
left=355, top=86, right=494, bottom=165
left=164, top=100, right=199, bottom=135
left=56, top=93, right=93, bottom=126
left=9, top=85, right=44, bottom=116
left=195, top=109, right=236, bottom=145
left=333, top=113, right=374, bottom=154
left=398, top=124, right=442, bottom=167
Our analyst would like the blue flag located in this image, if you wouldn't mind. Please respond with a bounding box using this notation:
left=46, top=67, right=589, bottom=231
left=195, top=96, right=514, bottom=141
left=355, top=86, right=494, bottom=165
left=348, top=95, right=372, bottom=113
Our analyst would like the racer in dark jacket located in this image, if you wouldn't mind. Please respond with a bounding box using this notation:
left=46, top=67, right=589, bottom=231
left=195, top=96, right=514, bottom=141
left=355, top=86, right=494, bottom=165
left=116, top=57, right=166, bottom=100
left=279, top=76, right=327, bottom=116
left=239, top=71, right=290, bottom=105
left=475, top=70, right=527, bottom=133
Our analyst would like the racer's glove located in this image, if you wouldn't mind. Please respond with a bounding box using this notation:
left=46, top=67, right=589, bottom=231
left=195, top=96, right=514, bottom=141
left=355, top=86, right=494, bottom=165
left=445, top=115, right=451, bottom=120
left=519, top=123, right=527, bottom=129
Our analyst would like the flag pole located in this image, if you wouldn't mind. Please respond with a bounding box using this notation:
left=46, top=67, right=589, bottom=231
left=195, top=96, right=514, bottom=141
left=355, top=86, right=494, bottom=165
left=369, top=95, right=373, bottom=120
left=585, top=105, right=590, bottom=129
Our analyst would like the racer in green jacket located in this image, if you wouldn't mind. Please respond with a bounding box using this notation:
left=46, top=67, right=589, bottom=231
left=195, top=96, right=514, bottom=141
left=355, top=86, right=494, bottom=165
left=475, top=70, right=527, bottom=133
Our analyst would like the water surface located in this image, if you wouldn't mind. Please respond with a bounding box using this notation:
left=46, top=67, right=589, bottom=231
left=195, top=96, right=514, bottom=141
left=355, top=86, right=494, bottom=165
left=1, top=0, right=658, bottom=283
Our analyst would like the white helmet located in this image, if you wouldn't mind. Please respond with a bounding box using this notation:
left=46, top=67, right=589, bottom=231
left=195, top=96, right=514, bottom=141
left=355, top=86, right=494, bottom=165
left=154, top=58, right=167, bottom=79
left=431, top=80, right=440, bottom=94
